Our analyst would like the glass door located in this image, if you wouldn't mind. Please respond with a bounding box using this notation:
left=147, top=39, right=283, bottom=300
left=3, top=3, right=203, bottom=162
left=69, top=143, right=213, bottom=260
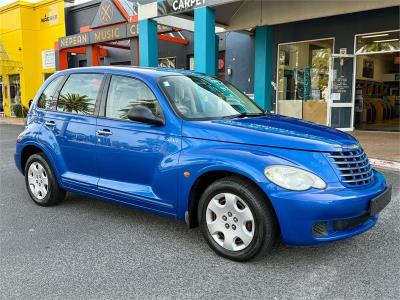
left=8, top=74, right=21, bottom=117
left=328, top=54, right=355, bottom=130
left=0, top=76, right=4, bottom=117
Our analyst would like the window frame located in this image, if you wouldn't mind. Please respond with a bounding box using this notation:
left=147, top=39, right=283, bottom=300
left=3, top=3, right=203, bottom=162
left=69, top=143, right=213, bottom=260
left=99, top=74, right=165, bottom=125
left=54, top=72, right=107, bottom=117
left=35, top=75, right=66, bottom=112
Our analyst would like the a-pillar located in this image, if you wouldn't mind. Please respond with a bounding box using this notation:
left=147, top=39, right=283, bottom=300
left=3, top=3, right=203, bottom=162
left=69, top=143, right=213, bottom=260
left=138, top=19, right=158, bottom=67
left=254, top=25, right=273, bottom=111
left=194, top=7, right=216, bottom=76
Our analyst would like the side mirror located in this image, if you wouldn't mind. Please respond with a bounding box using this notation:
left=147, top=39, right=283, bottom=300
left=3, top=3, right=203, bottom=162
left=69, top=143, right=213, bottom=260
left=127, top=105, right=164, bottom=126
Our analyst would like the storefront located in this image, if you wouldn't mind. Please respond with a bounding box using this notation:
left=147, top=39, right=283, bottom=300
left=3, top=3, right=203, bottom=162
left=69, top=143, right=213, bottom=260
left=272, top=7, right=399, bottom=131
left=0, top=0, right=66, bottom=117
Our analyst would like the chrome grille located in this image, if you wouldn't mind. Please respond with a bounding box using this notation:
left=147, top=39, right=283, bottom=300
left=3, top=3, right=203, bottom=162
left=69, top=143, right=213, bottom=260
left=327, top=147, right=373, bottom=187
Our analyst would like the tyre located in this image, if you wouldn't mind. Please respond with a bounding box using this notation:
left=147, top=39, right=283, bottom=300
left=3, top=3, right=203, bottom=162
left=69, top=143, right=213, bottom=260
left=24, top=153, right=65, bottom=206
left=198, top=176, right=277, bottom=262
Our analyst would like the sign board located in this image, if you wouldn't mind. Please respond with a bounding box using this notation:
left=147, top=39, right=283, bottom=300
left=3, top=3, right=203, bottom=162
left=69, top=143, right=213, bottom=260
left=89, top=24, right=127, bottom=43
left=58, top=23, right=172, bottom=49
left=38, top=3, right=59, bottom=29
left=91, top=0, right=127, bottom=28
left=158, top=0, right=206, bottom=15
left=59, top=32, right=90, bottom=49
left=42, top=50, right=55, bottom=69
left=339, top=48, right=347, bottom=55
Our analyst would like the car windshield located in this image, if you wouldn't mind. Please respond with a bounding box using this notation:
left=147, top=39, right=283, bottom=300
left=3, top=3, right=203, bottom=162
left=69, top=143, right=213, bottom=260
left=159, top=75, right=264, bottom=120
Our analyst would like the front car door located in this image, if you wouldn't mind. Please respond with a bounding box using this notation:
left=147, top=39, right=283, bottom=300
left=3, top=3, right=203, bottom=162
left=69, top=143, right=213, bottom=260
left=95, top=74, right=181, bottom=215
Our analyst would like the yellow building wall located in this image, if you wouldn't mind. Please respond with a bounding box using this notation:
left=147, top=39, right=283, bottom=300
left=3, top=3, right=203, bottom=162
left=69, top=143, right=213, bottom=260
left=0, top=0, right=65, bottom=117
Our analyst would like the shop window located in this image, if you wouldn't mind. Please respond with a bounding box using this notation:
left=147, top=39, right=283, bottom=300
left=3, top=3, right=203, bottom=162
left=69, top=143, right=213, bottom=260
left=105, top=75, right=160, bottom=120
left=277, top=39, right=333, bottom=125
left=57, top=73, right=103, bottom=115
left=158, top=57, right=176, bottom=68
left=37, top=76, right=64, bottom=110
left=356, top=30, right=400, bottom=54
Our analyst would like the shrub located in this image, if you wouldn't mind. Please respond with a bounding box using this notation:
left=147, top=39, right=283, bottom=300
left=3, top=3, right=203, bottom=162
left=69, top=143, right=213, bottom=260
left=13, top=103, right=23, bottom=118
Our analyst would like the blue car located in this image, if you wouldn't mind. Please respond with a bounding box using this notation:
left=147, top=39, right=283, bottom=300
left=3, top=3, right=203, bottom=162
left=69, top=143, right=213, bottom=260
left=15, top=67, right=391, bottom=261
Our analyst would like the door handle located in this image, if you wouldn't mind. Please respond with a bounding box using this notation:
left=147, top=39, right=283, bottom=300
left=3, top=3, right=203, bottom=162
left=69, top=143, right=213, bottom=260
left=44, top=121, right=56, bottom=127
left=96, top=129, right=113, bottom=136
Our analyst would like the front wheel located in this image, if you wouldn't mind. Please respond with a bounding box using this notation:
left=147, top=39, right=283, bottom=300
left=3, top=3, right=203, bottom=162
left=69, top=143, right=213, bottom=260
left=198, top=176, right=277, bottom=262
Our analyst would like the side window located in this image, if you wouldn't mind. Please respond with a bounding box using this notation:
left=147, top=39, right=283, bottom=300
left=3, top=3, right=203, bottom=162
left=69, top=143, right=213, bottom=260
left=37, top=76, right=63, bottom=110
left=106, top=75, right=161, bottom=120
left=57, top=73, right=103, bottom=115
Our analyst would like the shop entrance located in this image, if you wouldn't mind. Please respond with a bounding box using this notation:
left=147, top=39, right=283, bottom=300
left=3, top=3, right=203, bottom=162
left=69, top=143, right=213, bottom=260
left=328, top=54, right=355, bottom=130
left=8, top=74, right=21, bottom=117
left=0, top=76, right=4, bottom=117
left=354, top=30, right=400, bottom=132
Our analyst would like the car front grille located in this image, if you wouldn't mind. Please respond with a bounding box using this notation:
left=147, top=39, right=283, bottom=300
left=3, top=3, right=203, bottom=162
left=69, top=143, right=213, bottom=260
left=327, top=147, right=374, bottom=187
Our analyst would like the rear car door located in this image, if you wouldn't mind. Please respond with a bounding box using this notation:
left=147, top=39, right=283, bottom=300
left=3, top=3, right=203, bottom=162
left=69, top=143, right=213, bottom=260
left=95, top=74, right=181, bottom=215
left=39, top=72, right=105, bottom=190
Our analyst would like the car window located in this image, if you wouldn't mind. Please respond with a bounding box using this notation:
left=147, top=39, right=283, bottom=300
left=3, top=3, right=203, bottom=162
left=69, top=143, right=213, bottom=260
left=106, top=75, right=161, bottom=120
left=57, top=73, right=103, bottom=115
left=37, top=76, right=63, bottom=110
left=159, top=75, right=263, bottom=120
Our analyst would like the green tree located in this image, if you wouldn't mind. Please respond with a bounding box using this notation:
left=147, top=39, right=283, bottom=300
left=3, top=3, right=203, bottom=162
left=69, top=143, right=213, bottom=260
left=58, top=93, right=92, bottom=114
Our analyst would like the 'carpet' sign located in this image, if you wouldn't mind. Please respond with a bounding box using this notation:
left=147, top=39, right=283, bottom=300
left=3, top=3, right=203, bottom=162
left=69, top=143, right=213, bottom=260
left=158, top=0, right=206, bottom=15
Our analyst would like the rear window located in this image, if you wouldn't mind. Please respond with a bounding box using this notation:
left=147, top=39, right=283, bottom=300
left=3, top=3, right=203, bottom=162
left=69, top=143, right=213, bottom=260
left=37, top=76, right=63, bottom=110
left=57, top=73, right=103, bottom=115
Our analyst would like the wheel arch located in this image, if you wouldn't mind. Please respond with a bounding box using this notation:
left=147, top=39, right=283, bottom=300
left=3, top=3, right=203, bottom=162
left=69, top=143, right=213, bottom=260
left=186, top=168, right=278, bottom=230
left=19, top=142, right=61, bottom=182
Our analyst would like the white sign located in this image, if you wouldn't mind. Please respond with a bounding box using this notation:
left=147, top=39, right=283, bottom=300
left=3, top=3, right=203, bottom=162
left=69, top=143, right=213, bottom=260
left=339, top=48, right=347, bottom=55
left=42, top=50, right=55, bottom=69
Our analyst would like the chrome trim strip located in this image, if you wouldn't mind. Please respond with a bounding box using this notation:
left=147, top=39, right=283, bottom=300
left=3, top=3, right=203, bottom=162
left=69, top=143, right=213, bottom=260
left=343, top=174, right=374, bottom=183
left=329, top=153, right=365, bottom=159
left=338, top=165, right=372, bottom=171
left=331, top=158, right=368, bottom=165
left=340, top=170, right=373, bottom=177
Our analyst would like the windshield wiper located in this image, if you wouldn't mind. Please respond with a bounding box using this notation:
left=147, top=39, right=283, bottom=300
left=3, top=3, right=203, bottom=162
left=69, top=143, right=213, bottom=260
left=233, top=112, right=266, bottom=118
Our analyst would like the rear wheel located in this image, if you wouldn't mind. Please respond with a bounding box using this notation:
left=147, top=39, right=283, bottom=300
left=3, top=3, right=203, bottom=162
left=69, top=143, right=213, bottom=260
left=25, top=153, right=65, bottom=206
left=198, top=176, right=277, bottom=262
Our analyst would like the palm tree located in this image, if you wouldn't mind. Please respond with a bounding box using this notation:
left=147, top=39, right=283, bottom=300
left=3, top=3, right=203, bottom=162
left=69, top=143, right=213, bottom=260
left=58, top=93, right=93, bottom=114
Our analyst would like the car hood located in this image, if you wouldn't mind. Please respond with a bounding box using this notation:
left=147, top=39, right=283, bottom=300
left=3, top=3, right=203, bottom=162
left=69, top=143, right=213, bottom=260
left=182, top=114, right=358, bottom=152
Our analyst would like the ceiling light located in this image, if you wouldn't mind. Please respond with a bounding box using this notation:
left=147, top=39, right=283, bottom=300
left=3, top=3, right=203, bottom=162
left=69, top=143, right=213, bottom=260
left=361, top=33, right=389, bottom=39
left=373, top=38, right=399, bottom=43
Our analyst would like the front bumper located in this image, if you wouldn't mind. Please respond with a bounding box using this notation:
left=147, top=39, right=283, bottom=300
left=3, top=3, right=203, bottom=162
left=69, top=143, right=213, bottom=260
left=264, top=171, right=390, bottom=245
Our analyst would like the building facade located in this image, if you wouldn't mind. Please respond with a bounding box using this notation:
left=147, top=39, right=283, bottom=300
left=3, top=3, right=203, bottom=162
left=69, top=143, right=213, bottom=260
left=0, top=0, right=66, bottom=117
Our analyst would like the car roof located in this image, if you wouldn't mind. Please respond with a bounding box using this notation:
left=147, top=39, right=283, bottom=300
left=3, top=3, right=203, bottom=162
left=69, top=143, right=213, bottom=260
left=55, top=66, right=206, bottom=81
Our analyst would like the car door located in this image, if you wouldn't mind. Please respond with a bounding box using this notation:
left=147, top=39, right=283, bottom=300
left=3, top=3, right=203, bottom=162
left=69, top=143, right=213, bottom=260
left=95, top=74, right=181, bottom=215
left=40, top=72, right=105, bottom=190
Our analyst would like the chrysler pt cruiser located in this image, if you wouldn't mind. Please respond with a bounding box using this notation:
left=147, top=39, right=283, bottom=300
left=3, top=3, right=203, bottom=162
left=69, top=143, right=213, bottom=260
left=15, top=67, right=391, bottom=261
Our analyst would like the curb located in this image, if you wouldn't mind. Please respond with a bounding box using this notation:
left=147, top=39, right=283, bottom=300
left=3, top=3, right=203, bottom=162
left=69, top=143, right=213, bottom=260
left=369, top=158, right=400, bottom=172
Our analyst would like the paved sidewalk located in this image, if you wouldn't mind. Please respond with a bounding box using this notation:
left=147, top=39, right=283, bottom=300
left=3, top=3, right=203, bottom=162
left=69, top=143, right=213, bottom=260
left=351, top=130, right=400, bottom=162
left=0, top=117, right=25, bottom=125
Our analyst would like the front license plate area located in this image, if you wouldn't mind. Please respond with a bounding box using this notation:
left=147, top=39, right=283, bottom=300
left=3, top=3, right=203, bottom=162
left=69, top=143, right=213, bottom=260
left=369, top=185, right=392, bottom=216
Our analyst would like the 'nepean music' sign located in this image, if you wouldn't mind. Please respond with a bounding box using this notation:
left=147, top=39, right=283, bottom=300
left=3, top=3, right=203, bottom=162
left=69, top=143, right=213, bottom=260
left=58, top=23, right=170, bottom=49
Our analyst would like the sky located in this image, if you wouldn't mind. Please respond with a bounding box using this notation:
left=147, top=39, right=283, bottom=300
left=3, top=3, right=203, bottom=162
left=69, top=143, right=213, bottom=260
left=0, top=0, right=93, bottom=8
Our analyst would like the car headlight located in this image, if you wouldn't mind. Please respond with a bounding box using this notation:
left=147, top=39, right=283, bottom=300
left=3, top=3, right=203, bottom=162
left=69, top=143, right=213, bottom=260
left=264, top=165, right=326, bottom=191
